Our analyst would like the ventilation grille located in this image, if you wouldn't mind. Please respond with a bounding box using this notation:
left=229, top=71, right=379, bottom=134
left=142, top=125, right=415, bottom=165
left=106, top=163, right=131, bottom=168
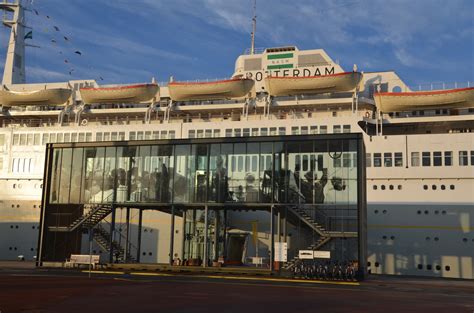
left=298, top=54, right=328, bottom=67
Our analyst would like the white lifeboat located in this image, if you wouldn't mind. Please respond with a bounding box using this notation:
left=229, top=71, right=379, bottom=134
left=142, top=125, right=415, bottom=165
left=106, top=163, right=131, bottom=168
left=0, top=87, right=71, bottom=107
left=374, top=87, right=474, bottom=113
left=265, top=71, right=363, bottom=96
left=168, top=78, right=254, bottom=101
left=80, top=83, right=159, bottom=104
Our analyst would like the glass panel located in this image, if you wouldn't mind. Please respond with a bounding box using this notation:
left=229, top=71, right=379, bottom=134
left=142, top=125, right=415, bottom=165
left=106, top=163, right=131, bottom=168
left=58, top=148, right=73, bottom=203
left=188, top=130, right=195, bottom=138
left=394, top=152, right=403, bottom=167
left=411, top=152, right=419, bottom=167
left=444, top=151, right=452, bottom=166
left=433, top=151, right=442, bottom=167
left=374, top=153, right=382, bottom=167
left=49, top=149, right=62, bottom=203
left=64, top=133, right=71, bottom=142
left=384, top=153, right=392, bottom=167
left=213, top=129, right=220, bottom=138
left=102, top=147, right=117, bottom=203
left=34, top=134, right=40, bottom=145
left=422, top=152, right=431, bottom=166
left=459, top=151, right=468, bottom=166
left=173, top=145, right=193, bottom=203
left=69, top=148, right=84, bottom=204
left=320, top=125, right=327, bottom=134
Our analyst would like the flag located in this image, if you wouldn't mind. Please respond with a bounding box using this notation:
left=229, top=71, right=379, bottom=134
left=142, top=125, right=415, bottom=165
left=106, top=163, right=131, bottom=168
left=24, top=31, right=33, bottom=40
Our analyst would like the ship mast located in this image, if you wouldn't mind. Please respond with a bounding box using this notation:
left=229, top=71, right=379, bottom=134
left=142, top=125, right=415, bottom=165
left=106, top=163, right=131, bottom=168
left=0, top=0, right=26, bottom=85
left=250, top=0, right=256, bottom=54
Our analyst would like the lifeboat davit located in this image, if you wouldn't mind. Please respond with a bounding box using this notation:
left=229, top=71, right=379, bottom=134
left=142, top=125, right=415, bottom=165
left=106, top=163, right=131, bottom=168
left=0, top=88, right=71, bottom=107
left=80, top=83, right=159, bottom=104
left=374, top=87, right=474, bottom=113
left=265, top=71, right=363, bottom=96
left=168, top=78, right=254, bottom=101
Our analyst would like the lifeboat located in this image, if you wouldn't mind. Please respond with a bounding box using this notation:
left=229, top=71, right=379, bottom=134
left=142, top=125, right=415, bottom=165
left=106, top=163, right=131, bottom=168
left=374, top=87, right=474, bottom=112
left=265, top=71, right=363, bottom=96
left=80, top=83, right=159, bottom=104
left=0, top=88, right=71, bottom=107
left=168, top=78, right=254, bottom=101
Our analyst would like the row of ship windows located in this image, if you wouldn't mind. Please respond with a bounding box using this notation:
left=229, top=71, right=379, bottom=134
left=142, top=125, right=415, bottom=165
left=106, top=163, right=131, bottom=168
left=7, top=247, right=37, bottom=252
left=367, top=262, right=451, bottom=272
left=374, top=209, right=449, bottom=215
left=366, top=151, right=474, bottom=167
left=8, top=225, right=40, bottom=229
left=6, top=125, right=352, bottom=146
left=10, top=204, right=41, bottom=208
left=372, top=184, right=456, bottom=191
left=9, top=130, right=178, bottom=146
left=10, top=158, right=35, bottom=173
left=189, top=125, right=352, bottom=138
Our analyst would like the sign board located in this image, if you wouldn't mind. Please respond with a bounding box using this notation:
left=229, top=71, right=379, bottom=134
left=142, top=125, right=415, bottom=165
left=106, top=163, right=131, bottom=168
left=298, top=250, right=314, bottom=260
left=314, top=251, right=331, bottom=259
left=274, top=242, right=288, bottom=262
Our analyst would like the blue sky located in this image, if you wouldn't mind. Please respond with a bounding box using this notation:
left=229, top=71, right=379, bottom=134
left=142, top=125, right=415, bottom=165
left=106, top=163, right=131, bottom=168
left=0, top=0, right=472, bottom=87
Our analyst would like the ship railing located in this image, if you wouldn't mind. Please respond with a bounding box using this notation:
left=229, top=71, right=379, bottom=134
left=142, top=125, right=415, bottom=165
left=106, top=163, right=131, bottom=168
left=170, top=77, right=236, bottom=83
left=244, top=47, right=265, bottom=55
left=405, top=81, right=471, bottom=92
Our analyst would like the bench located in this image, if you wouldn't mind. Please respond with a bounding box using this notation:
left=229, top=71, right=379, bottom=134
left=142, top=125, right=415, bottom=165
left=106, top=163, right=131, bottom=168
left=65, top=254, right=100, bottom=269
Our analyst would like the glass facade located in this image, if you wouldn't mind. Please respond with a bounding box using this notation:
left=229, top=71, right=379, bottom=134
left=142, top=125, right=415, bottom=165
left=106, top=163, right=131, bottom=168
left=48, top=138, right=359, bottom=206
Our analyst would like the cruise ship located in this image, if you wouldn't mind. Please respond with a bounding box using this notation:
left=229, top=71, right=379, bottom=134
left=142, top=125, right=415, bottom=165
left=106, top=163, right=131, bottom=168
left=0, top=1, right=473, bottom=279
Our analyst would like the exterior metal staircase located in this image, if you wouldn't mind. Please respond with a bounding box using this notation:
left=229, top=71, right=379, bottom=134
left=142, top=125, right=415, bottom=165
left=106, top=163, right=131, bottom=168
left=94, top=223, right=136, bottom=263
left=283, top=236, right=331, bottom=269
left=48, top=204, right=112, bottom=232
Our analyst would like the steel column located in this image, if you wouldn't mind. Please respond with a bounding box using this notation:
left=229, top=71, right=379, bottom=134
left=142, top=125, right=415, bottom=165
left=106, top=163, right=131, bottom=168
left=213, top=209, right=219, bottom=262
left=124, top=207, right=130, bottom=262
left=169, top=205, right=175, bottom=265
left=270, top=205, right=275, bottom=271
left=181, top=209, right=186, bottom=261
left=137, top=209, right=143, bottom=263
left=109, top=206, right=116, bottom=263
left=203, top=205, right=208, bottom=267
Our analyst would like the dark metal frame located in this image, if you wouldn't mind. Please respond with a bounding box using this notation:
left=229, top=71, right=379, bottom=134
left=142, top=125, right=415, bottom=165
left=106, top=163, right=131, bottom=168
left=37, top=134, right=367, bottom=278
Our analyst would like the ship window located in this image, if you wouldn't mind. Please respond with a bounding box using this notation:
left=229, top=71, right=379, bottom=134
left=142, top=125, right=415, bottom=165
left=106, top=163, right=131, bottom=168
left=225, top=129, right=232, bottom=137
left=0, top=157, right=3, bottom=170
left=343, top=153, right=351, bottom=168
left=252, top=156, right=258, bottom=171
left=422, top=152, right=431, bottom=166
left=441, top=185, right=446, bottom=190
left=411, top=152, right=419, bottom=167
left=96, top=132, right=103, bottom=142
left=302, top=155, right=309, bottom=171
left=56, top=133, right=63, bottom=143
left=301, top=126, right=308, bottom=135
left=444, top=151, right=452, bottom=166
left=333, top=155, right=341, bottom=168
left=50, top=133, right=57, bottom=143
left=169, top=131, right=176, bottom=139
left=13, top=134, right=20, bottom=145
left=366, top=153, right=372, bottom=167
left=310, top=126, right=317, bottom=134
left=0, top=134, right=4, bottom=146
left=238, top=156, right=243, bottom=172
left=471, top=151, right=474, bottom=166
left=432, top=151, right=442, bottom=166
left=129, top=132, right=136, bottom=141
left=243, top=128, right=251, bottom=137
left=394, top=152, right=403, bottom=167
left=279, top=127, right=286, bottom=135
left=373, top=185, right=377, bottom=190
left=137, top=131, right=144, bottom=140
left=252, top=128, right=259, bottom=136
left=144, top=131, right=151, bottom=140
left=188, top=130, right=195, bottom=138
left=269, top=127, right=277, bottom=136
left=205, top=129, right=212, bottom=138
left=459, top=151, right=468, bottom=166
left=78, top=133, right=86, bottom=142
left=152, top=131, right=160, bottom=139
left=213, top=129, right=220, bottom=138
left=160, top=131, right=167, bottom=139
left=111, top=132, right=118, bottom=141
left=291, top=127, right=299, bottom=135
left=343, top=125, right=351, bottom=133
left=333, top=125, right=341, bottom=134
left=27, top=134, right=33, bottom=145
left=86, top=132, right=93, bottom=142
left=381, top=185, right=386, bottom=190
left=234, top=129, right=242, bottom=137
left=450, top=185, right=455, bottom=190
left=33, top=134, right=40, bottom=145
left=384, top=153, right=393, bottom=167
left=320, top=125, right=327, bottom=134
left=260, top=128, right=268, bottom=136
left=373, top=153, right=382, bottom=167
left=20, top=134, right=27, bottom=145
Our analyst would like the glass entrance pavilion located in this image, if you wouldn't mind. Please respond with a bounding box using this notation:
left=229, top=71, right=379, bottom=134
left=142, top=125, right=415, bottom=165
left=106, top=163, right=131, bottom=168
left=37, top=134, right=366, bottom=277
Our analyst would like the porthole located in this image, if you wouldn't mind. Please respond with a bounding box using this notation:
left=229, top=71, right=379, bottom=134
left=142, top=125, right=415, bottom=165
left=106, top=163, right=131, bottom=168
left=423, top=185, right=428, bottom=190
left=144, top=229, right=148, bottom=232
left=40, top=184, right=43, bottom=189
left=33, top=205, right=37, bottom=208
left=424, top=210, right=429, bottom=215
left=425, top=237, right=430, bottom=241
left=367, top=262, right=371, bottom=266
left=417, top=264, right=423, bottom=270
left=434, top=210, right=439, bottom=215
left=442, top=210, right=446, bottom=215
left=389, top=185, right=394, bottom=190
left=18, top=184, right=22, bottom=189
left=11, top=204, right=15, bottom=208
left=375, top=262, right=379, bottom=267
left=10, top=225, right=13, bottom=229
left=373, top=185, right=377, bottom=190
left=14, top=247, right=17, bottom=251
left=382, top=235, right=387, bottom=240
left=148, top=252, right=152, bottom=256
left=374, top=210, right=379, bottom=214
left=92, top=250, right=96, bottom=254
left=9, top=247, right=12, bottom=250
left=417, top=210, right=422, bottom=215
left=16, top=205, right=19, bottom=208
left=32, top=226, right=35, bottom=229
left=383, top=210, right=387, bottom=214
left=434, top=237, right=439, bottom=241
left=149, top=229, right=153, bottom=233
left=15, top=225, right=19, bottom=229
left=462, top=238, right=468, bottom=242
left=381, top=185, right=386, bottom=190
left=13, top=184, right=16, bottom=189
left=142, top=252, right=146, bottom=256
left=436, top=265, right=441, bottom=271
left=445, top=265, right=450, bottom=271
left=30, top=248, right=34, bottom=251
left=427, top=265, right=432, bottom=270
left=397, top=185, right=402, bottom=190
left=390, top=236, right=395, bottom=240
left=450, top=185, right=455, bottom=190
left=432, top=185, right=437, bottom=190
left=440, top=185, right=445, bottom=190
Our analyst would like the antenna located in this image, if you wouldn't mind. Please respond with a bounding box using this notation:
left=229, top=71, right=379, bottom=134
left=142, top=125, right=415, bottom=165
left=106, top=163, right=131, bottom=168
left=250, top=0, right=256, bottom=54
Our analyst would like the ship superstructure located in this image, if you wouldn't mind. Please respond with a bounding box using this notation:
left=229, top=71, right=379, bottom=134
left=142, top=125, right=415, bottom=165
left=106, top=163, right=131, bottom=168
left=0, top=1, right=473, bottom=279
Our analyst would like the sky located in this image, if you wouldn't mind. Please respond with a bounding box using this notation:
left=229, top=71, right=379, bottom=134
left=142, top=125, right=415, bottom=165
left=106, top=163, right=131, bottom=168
left=0, top=0, right=472, bottom=88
